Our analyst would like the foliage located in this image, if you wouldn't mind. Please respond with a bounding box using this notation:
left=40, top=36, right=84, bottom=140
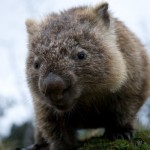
left=0, top=122, right=34, bottom=150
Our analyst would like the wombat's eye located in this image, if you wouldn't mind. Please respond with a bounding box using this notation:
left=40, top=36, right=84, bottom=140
left=33, top=61, right=40, bottom=69
left=77, top=51, right=86, bottom=60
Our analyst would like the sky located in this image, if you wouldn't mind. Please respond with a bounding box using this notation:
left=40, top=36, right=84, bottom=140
left=0, top=0, right=150, bottom=138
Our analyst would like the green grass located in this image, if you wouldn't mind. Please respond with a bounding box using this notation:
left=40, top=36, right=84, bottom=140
left=78, top=130, right=150, bottom=150
left=0, top=130, right=150, bottom=150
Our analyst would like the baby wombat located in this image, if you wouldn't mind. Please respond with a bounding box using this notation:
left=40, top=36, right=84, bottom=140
left=26, top=2, right=150, bottom=150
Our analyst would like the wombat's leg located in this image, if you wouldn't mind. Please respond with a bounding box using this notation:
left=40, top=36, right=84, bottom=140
left=103, top=100, right=135, bottom=140
left=33, top=128, right=49, bottom=150
left=35, top=128, right=45, bottom=143
left=35, top=108, right=76, bottom=150
left=40, top=122, right=76, bottom=150
left=103, top=122, right=134, bottom=140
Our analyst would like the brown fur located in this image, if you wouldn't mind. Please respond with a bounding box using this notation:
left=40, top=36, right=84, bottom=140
left=26, top=2, right=150, bottom=150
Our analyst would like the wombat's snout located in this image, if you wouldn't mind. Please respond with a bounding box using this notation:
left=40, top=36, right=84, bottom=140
left=40, top=73, right=67, bottom=103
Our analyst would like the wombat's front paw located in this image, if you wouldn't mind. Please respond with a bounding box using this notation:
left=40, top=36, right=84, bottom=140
left=50, top=144, right=76, bottom=150
left=103, top=129, right=134, bottom=140
left=23, top=143, right=49, bottom=150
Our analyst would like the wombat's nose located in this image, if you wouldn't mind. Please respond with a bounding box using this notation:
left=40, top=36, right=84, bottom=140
left=40, top=73, right=66, bottom=102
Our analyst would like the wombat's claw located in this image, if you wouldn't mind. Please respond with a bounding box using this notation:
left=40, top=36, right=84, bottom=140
left=15, top=144, right=35, bottom=150
left=103, top=130, right=134, bottom=140
left=31, top=144, right=40, bottom=150
left=21, top=144, right=38, bottom=150
left=32, top=142, right=49, bottom=150
left=16, top=142, right=49, bottom=150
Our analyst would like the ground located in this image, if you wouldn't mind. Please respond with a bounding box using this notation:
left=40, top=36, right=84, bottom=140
left=0, top=124, right=150, bottom=150
left=78, top=130, right=150, bottom=150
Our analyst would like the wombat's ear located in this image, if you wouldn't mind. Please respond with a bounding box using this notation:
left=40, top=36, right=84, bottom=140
left=25, top=19, right=39, bottom=35
left=94, top=2, right=110, bottom=26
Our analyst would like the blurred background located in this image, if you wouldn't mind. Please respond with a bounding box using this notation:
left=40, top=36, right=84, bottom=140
left=0, top=0, right=150, bottom=149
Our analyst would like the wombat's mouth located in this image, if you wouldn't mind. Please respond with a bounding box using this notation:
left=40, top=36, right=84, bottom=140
left=53, top=103, right=72, bottom=112
left=45, top=97, right=75, bottom=112
left=43, top=89, right=75, bottom=112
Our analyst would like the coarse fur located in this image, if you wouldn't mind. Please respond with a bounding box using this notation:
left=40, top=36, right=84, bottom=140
left=26, top=2, right=150, bottom=150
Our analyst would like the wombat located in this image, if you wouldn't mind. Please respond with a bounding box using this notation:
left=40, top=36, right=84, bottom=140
left=26, top=2, right=150, bottom=150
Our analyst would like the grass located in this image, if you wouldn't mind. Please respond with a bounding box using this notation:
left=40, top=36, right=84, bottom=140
left=78, top=130, right=150, bottom=150
left=0, top=130, right=150, bottom=150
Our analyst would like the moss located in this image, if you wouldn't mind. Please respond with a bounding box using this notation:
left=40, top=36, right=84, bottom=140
left=78, top=130, right=150, bottom=150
